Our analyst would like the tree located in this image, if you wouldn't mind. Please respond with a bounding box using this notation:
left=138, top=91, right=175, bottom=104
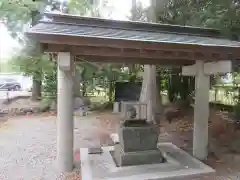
left=95, top=64, right=128, bottom=102
left=155, top=0, right=239, bottom=105
left=156, top=0, right=239, bottom=36
left=42, top=54, right=57, bottom=102
left=0, top=0, right=95, bottom=101
left=45, top=0, right=126, bottom=103
left=138, top=0, right=164, bottom=123
left=127, top=0, right=146, bottom=83
left=0, top=0, right=49, bottom=100
left=68, top=0, right=100, bottom=16
left=77, top=59, right=129, bottom=101
left=155, top=0, right=196, bottom=104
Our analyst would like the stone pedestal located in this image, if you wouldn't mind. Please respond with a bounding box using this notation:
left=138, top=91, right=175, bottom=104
left=120, top=101, right=147, bottom=120
left=113, top=120, right=164, bottom=166
left=113, top=102, right=121, bottom=113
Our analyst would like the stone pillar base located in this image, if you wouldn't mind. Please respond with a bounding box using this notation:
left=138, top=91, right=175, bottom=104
left=113, top=144, right=164, bottom=166
left=113, top=102, right=121, bottom=113
left=112, top=120, right=164, bottom=167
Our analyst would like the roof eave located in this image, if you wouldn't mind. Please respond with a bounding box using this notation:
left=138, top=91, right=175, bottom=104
left=43, top=12, right=222, bottom=38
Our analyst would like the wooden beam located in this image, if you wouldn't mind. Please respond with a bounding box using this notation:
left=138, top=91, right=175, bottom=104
left=27, top=33, right=240, bottom=59
left=182, top=60, right=232, bottom=76
left=46, top=44, right=194, bottom=60
left=204, top=61, right=232, bottom=75
left=182, top=64, right=197, bottom=76
left=75, top=55, right=194, bottom=65
left=44, top=44, right=231, bottom=61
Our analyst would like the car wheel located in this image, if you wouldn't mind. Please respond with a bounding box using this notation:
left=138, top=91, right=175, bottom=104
left=14, top=85, right=21, bottom=91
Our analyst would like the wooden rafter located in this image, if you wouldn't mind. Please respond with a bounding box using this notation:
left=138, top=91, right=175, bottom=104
left=25, top=12, right=240, bottom=65
left=43, top=44, right=235, bottom=62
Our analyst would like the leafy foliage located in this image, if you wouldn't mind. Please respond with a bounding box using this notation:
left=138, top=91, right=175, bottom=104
left=157, top=0, right=240, bottom=37
left=11, top=43, right=47, bottom=77
left=77, top=61, right=130, bottom=101
left=0, top=0, right=43, bottom=41
left=3, top=0, right=239, bottom=107
left=0, top=0, right=64, bottom=101
left=42, top=59, right=57, bottom=101
left=155, top=0, right=240, bottom=105
left=68, top=0, right=95, bottom=15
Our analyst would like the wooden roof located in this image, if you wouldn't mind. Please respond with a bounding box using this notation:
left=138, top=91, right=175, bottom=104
left=25, top=12, right=240, bottom=65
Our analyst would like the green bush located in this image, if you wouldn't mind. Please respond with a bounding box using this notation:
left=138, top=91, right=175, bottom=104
left=42, top=62, right=57, bottom=103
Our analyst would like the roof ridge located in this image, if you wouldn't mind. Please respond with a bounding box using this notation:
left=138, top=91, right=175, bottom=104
left=43, top=12, right=222, bottom=38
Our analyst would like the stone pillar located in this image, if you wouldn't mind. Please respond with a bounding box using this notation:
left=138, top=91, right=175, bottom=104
left=193, top=60, right=210, bottom=160
left=183, top=60, right=231, bottom=160
left=57, top=52, right=74, bottom=172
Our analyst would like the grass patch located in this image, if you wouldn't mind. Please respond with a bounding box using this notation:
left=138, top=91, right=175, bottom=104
left=88, top=95, right=113, bottom=111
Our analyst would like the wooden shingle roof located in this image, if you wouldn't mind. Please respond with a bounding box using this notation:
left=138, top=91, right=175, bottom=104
left=25, top=13, right=240, bottom=65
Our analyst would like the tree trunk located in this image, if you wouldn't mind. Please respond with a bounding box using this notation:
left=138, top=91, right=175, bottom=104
left=140, top=65, right=163, bottom=122
left=131, top=0, right=137, bottom=20
left=32, top=74, right=41, bottom=101
left=31, top=10, right=43, bottom=102
left=73, top=68, right=81, bottom=97
left=139, top=0, right=165, bottom=124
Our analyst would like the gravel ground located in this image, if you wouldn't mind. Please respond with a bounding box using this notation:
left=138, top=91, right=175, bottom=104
left=0, top=91, right=31, bottom=101
left=0, top=116, right=59, bottom=180
left=0, top=112, right=116, bottom=180
left=0, top=111, right=239, bottom=180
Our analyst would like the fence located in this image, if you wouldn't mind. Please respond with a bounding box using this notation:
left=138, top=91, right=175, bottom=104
left=87, top=84, right=238, bottom=106
left=209, top=88, right=237, bottom=106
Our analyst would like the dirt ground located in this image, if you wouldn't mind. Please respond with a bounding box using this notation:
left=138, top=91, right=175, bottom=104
left=1, top=105, right=240, bottom=179
left=92, top=109, right=240, bottom=179
left=160, top=110, right=240, bottom=178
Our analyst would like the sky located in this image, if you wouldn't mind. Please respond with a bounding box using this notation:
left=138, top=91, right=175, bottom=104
left=0, top=23, right=20, bottom=60
left=0, top=0, right=150, bottom=61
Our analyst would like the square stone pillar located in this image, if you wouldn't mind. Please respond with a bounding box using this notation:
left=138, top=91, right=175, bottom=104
left=193, top=60, right=210, bottom=160
left=57, top=52, right=74, bottom=172
left=183, top=61, right=231, bottom=160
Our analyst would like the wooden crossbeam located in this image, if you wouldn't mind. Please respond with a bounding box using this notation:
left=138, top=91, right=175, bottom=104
left=182, top=61, right=232, bottom=76
left=76, top=55, right=193, bottom=65
left=44, top=44, right=233, bottom=62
